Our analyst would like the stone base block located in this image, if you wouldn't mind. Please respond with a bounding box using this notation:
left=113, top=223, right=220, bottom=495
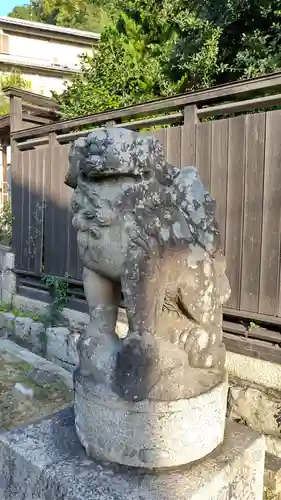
left=74, top=374, right=228, bottom=468
left=0, top=408, right=265, bottom=500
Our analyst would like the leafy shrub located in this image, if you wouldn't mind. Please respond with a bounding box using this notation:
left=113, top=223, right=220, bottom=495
left=0, top=200, right=12, bottom=247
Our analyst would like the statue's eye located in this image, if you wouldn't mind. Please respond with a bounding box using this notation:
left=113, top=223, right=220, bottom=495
left=84, top=211, right=94, bottom=219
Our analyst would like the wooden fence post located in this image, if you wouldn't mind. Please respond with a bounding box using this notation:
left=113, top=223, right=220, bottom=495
left=9, top=94, right=23, bottom=259
left=48, top=131, right=58, bottom=148
left=181, top=104, right=198, bottom=167
left=10, top=95, right=23, bottom=135
left=2, top=142, right=8, bottom=204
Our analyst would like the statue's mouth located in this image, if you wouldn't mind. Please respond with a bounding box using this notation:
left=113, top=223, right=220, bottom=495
left=83, top=161, right=140, bottom=181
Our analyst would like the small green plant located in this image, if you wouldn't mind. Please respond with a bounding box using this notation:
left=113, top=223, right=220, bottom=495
left=0, top=70, right=32, bottom=115
left=0, top=303, right=43, bottom=322
left=43, top=275, right=69, bottom=312
left=0, top=303, right=12, bottom=313
left=263, top=488, right=275, bottom=500
left=249, top=321, right=260, bottom=329
left=42, top=275, right=69, bottom=328
left=0, top=200, right=12, bottom=246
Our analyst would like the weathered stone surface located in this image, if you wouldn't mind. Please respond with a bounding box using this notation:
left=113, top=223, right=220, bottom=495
left=30, top=321, right=45, bottom=352
left=26, top=367, right=60, bottom=387
left=0, top=410, right=265, bottom=500
left=0, top=310, right=81, bottom=368
left=14, top=316, right=33, bottom=341
left=0, top=313, right=8, bottom=338
left=46, top=326, right=69, bottom=362
left=46, top=326, right=78, bottom=367
left=264, top=453, right=281, bottom=495
left=0, top=252, right=16, bottom=305
left=2, top=312, right=15, bottom=330
left=75, top=373, right=228, bottom=468
left=0, top=339, right=73, bottom=389
left=266, top=436, right=281, bottom=458
left=66, top=127, right=231, bottom=467
left=68, top=331, right=80, bottom=366
left=0, top=313, right=7, bottom=330
left=228, top=384, right=281, bottom=438
left=2, top=252, right=14, bottom=272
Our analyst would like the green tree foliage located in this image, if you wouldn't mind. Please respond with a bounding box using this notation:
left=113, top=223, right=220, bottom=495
left=0, top=71, right=32, bottom=116
left=8, top=0, right=56, bottom=23
left=9, top=0, right=111, bottom=31
left=41, top=0, right=108, bottom=31
left=53, top=0, right=231, bottom=116
left=53, top=21, right=167, bottom=117
left=0, top=200, right=12, bottom=247
left=8, top=5, right=35, bottom=21
left=178, top=0, right=281, bottom=82
left=8, top=0, right=281, bottom=116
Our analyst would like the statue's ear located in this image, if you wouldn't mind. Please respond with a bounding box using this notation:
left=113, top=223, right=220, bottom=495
left=65, top=137, right=87, bottom=189
left=64, top=170, right=78, bottom=189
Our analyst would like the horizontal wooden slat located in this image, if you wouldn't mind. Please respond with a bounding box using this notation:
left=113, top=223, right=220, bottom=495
left=22, top=113, right=53, bottom=125
left=3, top=87, right=59, bottom=109
left=23, top=103, right=62, bottom=117
left=224, top=307, right=281, bottom=327
left=17, top=285, right=51, bottom=303
left=223, top=320, right=281, bottom=344
left=0, top=114, right=10, bottom=128
left=223, top=320, right=247, bottom=334
left=15, top=92, right=281, bottom=147
left=17, top=137, right=49, bottom=150
left=223, top=332, right=281, bottom=364
left=197, top=93, right=281, bottom=118
left=16, top=114, right=183, bottom=149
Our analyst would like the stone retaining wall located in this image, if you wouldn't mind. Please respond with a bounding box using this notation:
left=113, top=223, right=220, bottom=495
left=0, top=250, right=15, bottom=304
left=0, top=244, right=10, bottom=271
left=0, top=311, right=84, bottom=371
left=0, top=304, right=127, bottom=372
left=228, top=377, right=281, bottom=458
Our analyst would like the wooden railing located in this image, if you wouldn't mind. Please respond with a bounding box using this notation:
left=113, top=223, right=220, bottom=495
left=10, top=70, right=281, bottom=144
left=7, top=73, right=281, bottom=364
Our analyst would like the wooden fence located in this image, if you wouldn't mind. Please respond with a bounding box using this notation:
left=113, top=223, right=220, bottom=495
left=7, top=73, right=281, bottom=362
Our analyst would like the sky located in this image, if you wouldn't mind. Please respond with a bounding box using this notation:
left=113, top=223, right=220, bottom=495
left=0, top=0, right=27, bottom=16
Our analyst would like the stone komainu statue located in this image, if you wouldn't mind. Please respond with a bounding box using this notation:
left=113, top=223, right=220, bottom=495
left=65, top=127, right=230, bottom=468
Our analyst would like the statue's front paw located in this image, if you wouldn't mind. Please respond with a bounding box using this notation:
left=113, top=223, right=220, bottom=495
left=78, top=331, right=120, bottom=384
left=114, top=333, right=161, bottom=402
left=179, top=326, right=222, bottom=369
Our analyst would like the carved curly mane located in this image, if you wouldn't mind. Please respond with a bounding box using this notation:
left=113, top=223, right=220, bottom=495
left=65, top=127, right=220, bottom=257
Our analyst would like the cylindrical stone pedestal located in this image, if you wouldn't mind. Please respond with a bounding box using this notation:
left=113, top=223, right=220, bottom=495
left=74, top=373, right=228, bottom=469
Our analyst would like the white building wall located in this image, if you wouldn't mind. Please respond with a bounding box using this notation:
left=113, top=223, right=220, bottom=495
left=8, top=34, right=93, bottom=70
left=20, top=72, right=69, bottom=96
left=0, top=19, right=99, bottom=207
left=0, top=68, right=68, bottom=95
left=0, top=24, right=96, bottom=96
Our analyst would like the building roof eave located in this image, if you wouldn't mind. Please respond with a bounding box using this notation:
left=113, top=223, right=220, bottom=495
left=0, top=16, right=100, bottom=45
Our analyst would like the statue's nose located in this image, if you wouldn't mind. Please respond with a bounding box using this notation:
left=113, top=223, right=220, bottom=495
left=84, top=155, right=103, bottom=174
